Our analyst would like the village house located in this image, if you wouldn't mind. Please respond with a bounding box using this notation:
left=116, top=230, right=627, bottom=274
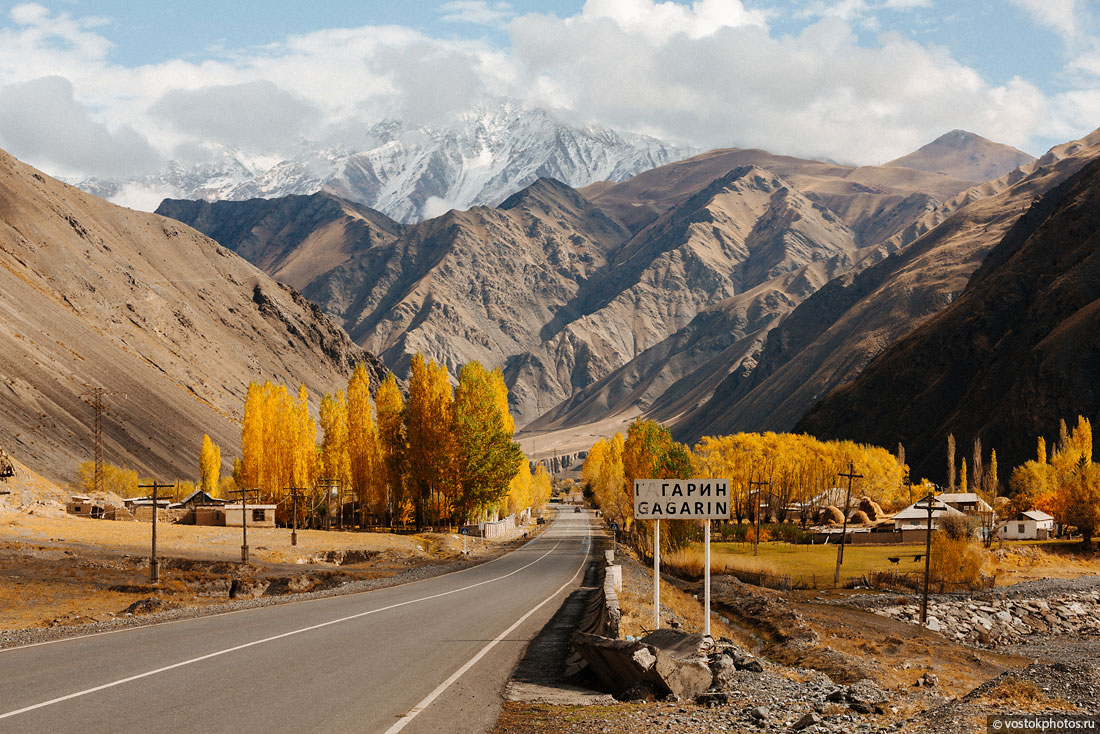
left=224, top=504, right=277, bottom=528
left=998, top=510, right=1056, bottom=541
left=892, top=496, right=964, bottom=531
left=937, top=492, right=994, bottom=516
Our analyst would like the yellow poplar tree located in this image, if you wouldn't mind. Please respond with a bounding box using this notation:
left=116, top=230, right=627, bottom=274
left=240, top=382, right=266, bottom=489
left=406, top=354, right=456, bottom=527
left=199, top=434, right=221, bottom=497
left=376, top=374, right=407, bottom=526
left=319, top=391, right=351, bottom=490
left=347, top=363, right=383, bottom=520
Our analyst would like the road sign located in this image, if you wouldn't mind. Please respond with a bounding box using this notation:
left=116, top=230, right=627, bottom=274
left=609, top=522, right=619, bottom=532
left=460, top=527, right=469, bottom=535
left=634, top=478, right=730, bottom=638
left=633, top=479, right=731, bottom=519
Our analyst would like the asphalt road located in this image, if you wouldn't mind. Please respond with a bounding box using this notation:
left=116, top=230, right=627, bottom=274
left=0, top=509, right=592, bottom=734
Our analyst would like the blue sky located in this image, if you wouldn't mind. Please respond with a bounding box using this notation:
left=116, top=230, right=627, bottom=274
left=0, top=0, right=1097, bottom=185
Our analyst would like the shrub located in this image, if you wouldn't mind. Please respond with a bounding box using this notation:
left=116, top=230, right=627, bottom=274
left=930, top=533, right=986, bottom=589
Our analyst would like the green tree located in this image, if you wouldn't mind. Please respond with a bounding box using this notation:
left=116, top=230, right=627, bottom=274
left=452, top=361, right=523, bottom=522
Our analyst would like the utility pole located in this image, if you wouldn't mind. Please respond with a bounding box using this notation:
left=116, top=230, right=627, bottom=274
left=138, top=480, right=171, bottom=582
left=748, top=475, right=770, bottom=557
left=288, top=487, right=304, bottom=546
left=919, top=491, right=935, bottom=629
left=229, top=488, right=260, bottom=563
left=833, top=461, right=863, bottom=585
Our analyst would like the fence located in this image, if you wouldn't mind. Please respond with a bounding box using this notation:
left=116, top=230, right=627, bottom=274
left=858, top=570, right=997, bottom=593
left=722, top=568, right=821, bottom=591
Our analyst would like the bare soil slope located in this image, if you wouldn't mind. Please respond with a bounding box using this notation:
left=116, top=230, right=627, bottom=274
left=0, top=148, right=386, bottom=484
left=676, top=127, right=1100, bottom=442
left=799, top=151, right=1100, bottom=478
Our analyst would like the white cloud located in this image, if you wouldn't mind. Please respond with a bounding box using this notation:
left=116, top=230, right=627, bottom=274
left=0, top=0, right=1095, bottom=183
left=0, top=76, right=161, bottom=178
left=1007, top=0, right=1081, bottom=43
left=440, top=1, right=514, bottom=26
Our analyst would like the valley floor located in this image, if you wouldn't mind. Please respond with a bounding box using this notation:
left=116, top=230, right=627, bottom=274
left=0, top=508, right=541, bottom=643
left=494, top=540, right=1100, bottom=734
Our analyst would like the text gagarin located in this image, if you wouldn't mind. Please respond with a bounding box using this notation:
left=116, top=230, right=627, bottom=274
left=633, top=479, right=731, bottom=519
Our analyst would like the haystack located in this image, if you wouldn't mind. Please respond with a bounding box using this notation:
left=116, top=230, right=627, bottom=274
left=818, top=505, right=845, bottom=525
left=858, top=496, right=884, bottom=521
left=851, top=510, right=872, bottom=525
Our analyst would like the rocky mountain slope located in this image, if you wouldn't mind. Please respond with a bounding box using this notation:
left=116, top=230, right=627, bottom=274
left=885, top=130, right=1036, bottom=183
left=677, top=127, right=1100, bottom=445
left=0, top=148, right=385, bottom=484
left=797, top=150, right=1100, bottom=479
left=160, top=130, right=1014, bottom=434
left=80, top=102, right=696, bottom=224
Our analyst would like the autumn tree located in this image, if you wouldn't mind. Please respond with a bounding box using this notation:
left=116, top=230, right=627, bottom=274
left=947, top=433, right=956, bottom=491
left=347, top=363, right=383, bottom=522
left=238, top=380, right=317, bottom=504
left=452, top=361, right=523, bottom=522
left=319, top=390, right=350, bottom=490
left=1052, top=459, right=1100, bottom=548
left=375, top=374, right=407, bottom=526
left=406, top=354, right=456, bottom=527
left=622, top=419, right=693, bottom=552
left=199, top=434, right=221, bottom=497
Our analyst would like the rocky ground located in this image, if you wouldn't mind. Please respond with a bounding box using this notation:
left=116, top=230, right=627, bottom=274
left=494, top=543, right=1100, bottom=734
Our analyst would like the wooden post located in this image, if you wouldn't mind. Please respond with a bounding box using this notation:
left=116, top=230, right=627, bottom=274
left=228, top=488, right=260, bottom=563
left=289, top=487, right=302, bottom=546
left=834, top=461, right=863, bottom=585
left=138, top=480, right=171, bottom=583
left=919, top=491, right=935, bottom=629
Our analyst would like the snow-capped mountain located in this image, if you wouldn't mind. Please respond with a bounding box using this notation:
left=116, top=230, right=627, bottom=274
left=78, top=102, right=697, bottom=222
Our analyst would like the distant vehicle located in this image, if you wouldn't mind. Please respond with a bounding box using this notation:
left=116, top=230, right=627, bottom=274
left=536, top=516, right=546, bottom=525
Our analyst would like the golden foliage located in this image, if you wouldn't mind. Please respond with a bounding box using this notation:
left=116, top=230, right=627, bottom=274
left=76, top=461, right=139, bottom=497
left=930, top=533, right=985, bottom=589
left=199, top=434, right=221, bottom=497
left=239, top=380, right=319, bottom=503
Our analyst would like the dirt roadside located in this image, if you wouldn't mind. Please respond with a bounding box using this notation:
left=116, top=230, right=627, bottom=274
left=0, top=506, right=550, bottom=646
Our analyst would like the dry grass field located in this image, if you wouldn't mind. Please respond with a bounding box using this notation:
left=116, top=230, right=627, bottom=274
left=660, top=538, right=1100, bottom=588
left=0, top=507, right=535, bottom=632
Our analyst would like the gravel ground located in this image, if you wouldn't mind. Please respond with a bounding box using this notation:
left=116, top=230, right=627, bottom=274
left=496, top=543, right=1100, bottom=734
left=912, top=661, right=1100, bottom=734
left=841, top=575, right=1100, bottom=611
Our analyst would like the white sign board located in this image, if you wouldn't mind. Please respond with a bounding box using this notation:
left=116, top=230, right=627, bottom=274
left=633, top=479, right=731, bottom=519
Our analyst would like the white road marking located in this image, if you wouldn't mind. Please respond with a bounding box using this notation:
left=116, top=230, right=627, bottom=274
left=384, top=525, right=592, bottom=734
left=0, top=529, right=575, bottom=721
left=0, top=514, right=559, bottom=655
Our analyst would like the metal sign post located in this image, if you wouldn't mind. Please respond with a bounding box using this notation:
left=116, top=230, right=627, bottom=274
left=635, top=478, right=730, bottom=635
left=654, top=518, right=661, bottom=629
left=704, top=518, right=711, bottom=637
left=460, top=526, right=469, bottom=555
